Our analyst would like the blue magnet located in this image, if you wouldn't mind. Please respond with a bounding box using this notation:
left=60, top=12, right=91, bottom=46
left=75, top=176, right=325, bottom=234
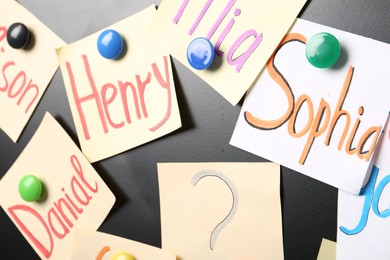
left=97, top=29, right=124, bottom=60
left=187, top=37, right=215, bottom=70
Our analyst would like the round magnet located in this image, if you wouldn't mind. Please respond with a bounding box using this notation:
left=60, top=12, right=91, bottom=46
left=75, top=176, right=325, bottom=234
left=111, top=252, right=135, bottom=260
left=18, top=175, right=43, bottom=202
left=7, top=22, right=31, bottom=49
left=97, top=29, right=124, bottom=60
left=305, top=32, right=341, bottom=68
left=187, top=37, right=215, bottom=70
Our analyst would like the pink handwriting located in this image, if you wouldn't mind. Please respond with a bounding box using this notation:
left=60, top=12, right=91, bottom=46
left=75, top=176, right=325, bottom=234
left=65, top=55, right=172, bottom=140
left=0, top=61, right=40, bottom=113
left=173, top=0, right=263, bottom=72
left=0, top=26, right=6, bottom=53
left=0, top=26, right=40, bottom=114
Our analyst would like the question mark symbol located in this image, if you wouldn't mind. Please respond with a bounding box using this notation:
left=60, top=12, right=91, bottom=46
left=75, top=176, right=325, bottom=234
left=0, top=26, right=6, bottom=53
left=191, top=170, right=238, bottom=250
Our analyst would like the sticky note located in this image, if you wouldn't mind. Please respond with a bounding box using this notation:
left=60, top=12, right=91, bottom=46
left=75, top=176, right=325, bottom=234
left=0, top=112, right=115, bottom=259
left=337, top=113, right=390, bottom=260
left=146, top=0, right=307, bottom=105
left=231, top=18, right=390, bottom=194
left=317, top=239, right=336, bottom=260
left=158, top=162, right=283, bottom=259
left=71, top=228, right=176, bottom=259
left=0, top=0, right=64, bottom=142
left=56, top=6, right=181, bottom=162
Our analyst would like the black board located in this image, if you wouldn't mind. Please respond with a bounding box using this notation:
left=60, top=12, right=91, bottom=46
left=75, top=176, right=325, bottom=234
left=1, top=0, right=389, bottom=259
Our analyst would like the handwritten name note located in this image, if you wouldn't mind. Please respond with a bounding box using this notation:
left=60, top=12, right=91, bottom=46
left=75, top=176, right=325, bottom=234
left=337, top=114, right=390, bottom=260
left=0, top=113, right=115, bottom=259
left=230, top=19, right=390, bottom=194
left=56, top=6, right=181, bottom=162
left=0, top=0, right=64, bottom=142
left=71, top=229, right=176, bottom=259
left=158, top=162, right=283, bottom=259
left=147, top=0, right=307, bottom=105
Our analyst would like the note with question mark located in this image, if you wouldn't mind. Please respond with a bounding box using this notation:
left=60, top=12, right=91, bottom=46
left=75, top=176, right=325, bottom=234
left=191, top=170, right=239, bottom=251
left=158, top=162, right=283, bottom=260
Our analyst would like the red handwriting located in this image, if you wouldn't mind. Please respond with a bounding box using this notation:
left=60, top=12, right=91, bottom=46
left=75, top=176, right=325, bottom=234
left=244, top=33, right=381, bottom=165
left=0, top=26, right=40, bottom=114
left=0, top=26, right=6, bottom=53
left=8, top=155, right=98, bottom=259
left=0, top=61, right=40, bottom=113
left=65, top=55, right=172, bottom=140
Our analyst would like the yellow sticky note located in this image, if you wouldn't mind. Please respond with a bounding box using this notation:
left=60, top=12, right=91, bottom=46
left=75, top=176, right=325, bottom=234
left=56, top=6, right=181, bottom=162
left=71, top=229, right=176, bottom=260
left=0, top=112, right=115, bottom=259
left=147, top=0, right=307, bottom=105
left=0, top=0, right=64, bottom=142
left=158, top=162, right=283, bottom=259
left=317, top=239, right=336, bottom=260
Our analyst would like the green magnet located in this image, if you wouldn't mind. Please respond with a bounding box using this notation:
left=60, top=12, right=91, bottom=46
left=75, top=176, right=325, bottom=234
left=18, top=175, right=43, bottom=202
left=305, top=32, right=341, bottom=68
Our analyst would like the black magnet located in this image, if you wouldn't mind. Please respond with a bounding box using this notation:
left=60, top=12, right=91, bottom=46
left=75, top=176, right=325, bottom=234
left=7, top=23, right=31, bottom=49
